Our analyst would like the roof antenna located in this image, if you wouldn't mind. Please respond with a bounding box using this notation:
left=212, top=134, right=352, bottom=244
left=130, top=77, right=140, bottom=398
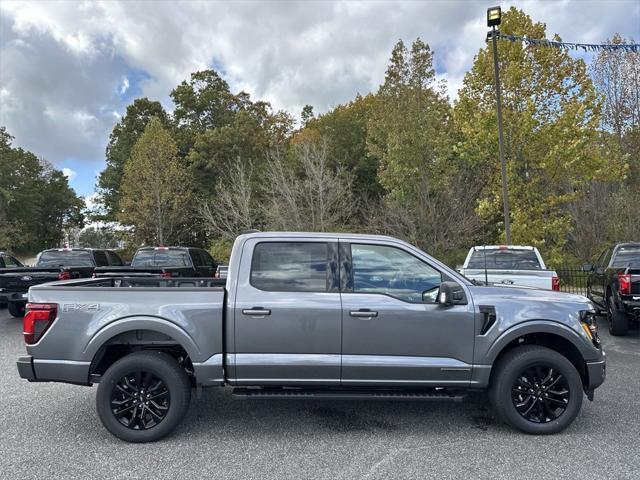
left=483, top=246, right=489, bottom=286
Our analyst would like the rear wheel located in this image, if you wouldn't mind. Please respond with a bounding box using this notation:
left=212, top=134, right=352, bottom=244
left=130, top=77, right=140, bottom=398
left=489, top=346, right=583, bottom=434
left=96, top=350, right=191, bottom=442
left=8, top=301, right=25, bottom=317
left=607, top=294, right=629, bottom=336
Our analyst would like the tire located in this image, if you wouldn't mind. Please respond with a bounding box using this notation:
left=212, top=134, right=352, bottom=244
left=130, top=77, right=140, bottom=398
left=489, top=345, right=583, bottom=434
left=96, top=350, right=191, bottom=443
left=607, top=294, right=629, bottom=336
left=8, top=301, right=25, bottom=318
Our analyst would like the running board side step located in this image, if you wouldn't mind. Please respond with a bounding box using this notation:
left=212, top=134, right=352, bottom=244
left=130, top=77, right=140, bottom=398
left=232, top=388, right=465, bottom=402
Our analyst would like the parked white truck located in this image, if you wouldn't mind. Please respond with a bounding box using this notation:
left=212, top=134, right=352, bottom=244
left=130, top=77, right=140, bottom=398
left=459, top=246, right=559, bottom=291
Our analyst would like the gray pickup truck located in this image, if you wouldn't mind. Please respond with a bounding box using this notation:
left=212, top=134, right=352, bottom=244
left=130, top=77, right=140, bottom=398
left=17, top=232, right=605, bottom=442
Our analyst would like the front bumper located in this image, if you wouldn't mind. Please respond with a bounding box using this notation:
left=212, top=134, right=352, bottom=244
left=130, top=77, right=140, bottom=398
left=0, top=291, right=28, bottom=303
left=586, top=351, right=606, bottom=391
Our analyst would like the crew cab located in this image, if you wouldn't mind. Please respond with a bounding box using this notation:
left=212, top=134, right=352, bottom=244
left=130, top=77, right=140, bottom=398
left=459, top=246, right=559, bottom=291
left=17, top=232, right=605, bottom=442
left=94, top=246, right=217, bottom=278
left=584, top=242, right=640, bottom=336
left=0, top=248, right=123, bottom=317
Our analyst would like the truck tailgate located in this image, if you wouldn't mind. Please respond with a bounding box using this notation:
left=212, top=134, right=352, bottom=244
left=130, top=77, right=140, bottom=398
left=461, top=269, right=556, bottom=289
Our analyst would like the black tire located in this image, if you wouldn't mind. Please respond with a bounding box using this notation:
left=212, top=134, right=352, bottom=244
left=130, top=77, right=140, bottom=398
left=8, top=301, right=25, bottom=318
left=96, top=350, right=191, bottom=443
left=489, top=346, right=583, bottom=434
left=607, top=294, right=629, bottom=336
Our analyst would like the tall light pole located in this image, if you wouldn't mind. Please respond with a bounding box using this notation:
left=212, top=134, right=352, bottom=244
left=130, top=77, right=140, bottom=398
left=487, top=6, right=511, bottom=245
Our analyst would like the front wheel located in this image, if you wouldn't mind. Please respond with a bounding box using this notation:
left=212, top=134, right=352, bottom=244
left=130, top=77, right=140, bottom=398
left=96, top=350, right=191, bottom=442
left=8, top=301, right=25, bottom=317
left=489, top=346, right=583, bottom=434
left=607, top=294, right=629, bottom=336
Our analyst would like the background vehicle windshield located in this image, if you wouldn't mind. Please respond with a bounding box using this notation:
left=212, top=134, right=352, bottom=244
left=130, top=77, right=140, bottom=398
left=611, top=246, right=640, bottom=267
left=37, top=250, right=94, bottom=267
left=467, top=250, right=542, bottom=270
left=132, top=250, right=191, bottom=267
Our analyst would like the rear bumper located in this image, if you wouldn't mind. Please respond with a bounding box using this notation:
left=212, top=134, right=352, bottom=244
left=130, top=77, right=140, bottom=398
left=585, top=352, right=606, bottom=390
left=17, top=355, right=36, bottom=381
left=16, top=355, right=91, bottom=385
left=0, top=292, right=27, bottom=303
left=619, top=298, right=640, bottom=318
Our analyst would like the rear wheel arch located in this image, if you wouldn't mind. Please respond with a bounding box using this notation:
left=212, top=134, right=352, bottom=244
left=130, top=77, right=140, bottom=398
left=86, top=317, right=201, bottom=380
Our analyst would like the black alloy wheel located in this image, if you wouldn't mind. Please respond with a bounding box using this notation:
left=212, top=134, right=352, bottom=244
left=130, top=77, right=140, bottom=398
left=97, top=350, right=191, bottom=442
left=511, top=365, right=569, bottom=423
left=110, top=371, right=170, bottom=430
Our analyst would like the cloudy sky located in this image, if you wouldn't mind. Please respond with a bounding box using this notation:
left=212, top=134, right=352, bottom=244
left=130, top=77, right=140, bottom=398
left=1, top=0, right=639, bottom=199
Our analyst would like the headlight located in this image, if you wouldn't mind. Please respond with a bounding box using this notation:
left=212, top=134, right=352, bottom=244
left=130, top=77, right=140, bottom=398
left=580, top=310, right=601, bottom=347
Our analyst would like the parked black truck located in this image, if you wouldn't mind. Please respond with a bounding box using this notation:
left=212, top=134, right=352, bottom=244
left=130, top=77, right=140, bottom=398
left=584, top=242, right=640, bottom=336
left=0, top=248, right=123, bottom=317
left=94, top=246, right=218, bottom=278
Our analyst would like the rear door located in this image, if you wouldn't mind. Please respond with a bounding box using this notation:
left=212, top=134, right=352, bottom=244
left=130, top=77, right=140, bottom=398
left=233, top=237, right=341, bottom=385
left=340, top=240, right=475, bottom=386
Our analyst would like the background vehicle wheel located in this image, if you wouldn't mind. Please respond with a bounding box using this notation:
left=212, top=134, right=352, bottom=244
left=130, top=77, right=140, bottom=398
left=489, top=345, right=583, bottom=434
left=607, top=295, right=629, bottom=336
left=96, top=350, right=191, bottom=443
left=8, top=302, right=25, bottom=317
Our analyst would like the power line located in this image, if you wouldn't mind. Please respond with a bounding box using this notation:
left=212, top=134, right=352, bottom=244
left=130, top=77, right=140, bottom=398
left=498, top=34, right=640, bottom=53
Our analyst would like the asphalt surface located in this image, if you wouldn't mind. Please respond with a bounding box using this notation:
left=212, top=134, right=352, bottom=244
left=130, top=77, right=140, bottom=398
left=1, top=308, right=638, bottom=480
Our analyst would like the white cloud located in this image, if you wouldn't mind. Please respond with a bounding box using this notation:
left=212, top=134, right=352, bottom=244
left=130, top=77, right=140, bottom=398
left=1, top=0, right=638, bottom=173
left=62, top=167, right=77, bottom=181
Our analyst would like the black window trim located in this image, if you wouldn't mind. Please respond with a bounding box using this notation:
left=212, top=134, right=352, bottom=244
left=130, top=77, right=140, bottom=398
left=249, top=240, right=339, bottom=293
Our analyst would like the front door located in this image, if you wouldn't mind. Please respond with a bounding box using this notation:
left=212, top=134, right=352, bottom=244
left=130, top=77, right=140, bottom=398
left=234, top=238, right=342, bottom=385
left=340, top=241, right=475, bottom=387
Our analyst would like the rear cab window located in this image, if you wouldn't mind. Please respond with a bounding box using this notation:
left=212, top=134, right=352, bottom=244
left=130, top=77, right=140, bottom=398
left=132, top=249, right=192, bottom=268
left=250, top=242, right=329, bottom=292
left=37, top=250, right=95, bottom=267
left=467, top=249, right=542, bottom=270
left=611, top=246, right=640, bottom=268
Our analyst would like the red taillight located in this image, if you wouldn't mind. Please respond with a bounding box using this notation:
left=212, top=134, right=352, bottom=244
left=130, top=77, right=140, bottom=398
left=552, top=276, right=560, bottom=291
left=161, top=271, right=172, bottom=279
left=58, top=271, right=71, bottom=280
left=619, top=273, right=632, bottom=295
left=23, top=303, right=57, bottom=345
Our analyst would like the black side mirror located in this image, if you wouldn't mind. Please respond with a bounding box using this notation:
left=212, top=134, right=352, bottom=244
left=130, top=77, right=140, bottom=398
left=581, top=263, right=593, bottom=272
left=438, top=281, right=467, bottom=306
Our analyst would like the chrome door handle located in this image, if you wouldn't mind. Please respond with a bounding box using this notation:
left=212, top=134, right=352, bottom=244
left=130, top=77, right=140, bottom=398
left=349, top=310, right=378, bottom=318
left=242, top=308, right=271, bottom=316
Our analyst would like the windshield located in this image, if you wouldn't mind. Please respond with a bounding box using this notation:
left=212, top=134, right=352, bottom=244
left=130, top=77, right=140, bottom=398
left=466, top=249, right=542, bottom=270
left=37, top=250, right=94, bottom=267
left=611, top=246, right=640, bottom=267
left=132, top=249, right=191, bottom=267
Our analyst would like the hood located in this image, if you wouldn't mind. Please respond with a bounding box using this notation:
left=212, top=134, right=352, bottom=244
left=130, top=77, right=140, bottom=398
left=468, top=285, right=591, bottom=307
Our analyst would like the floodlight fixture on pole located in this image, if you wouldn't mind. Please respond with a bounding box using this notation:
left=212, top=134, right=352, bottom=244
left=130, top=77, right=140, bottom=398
left=487, top=6, right=511, bottom=245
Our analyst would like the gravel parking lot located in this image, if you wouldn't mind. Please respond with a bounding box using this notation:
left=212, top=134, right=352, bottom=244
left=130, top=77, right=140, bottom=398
left=0, top=308, right=638, bottom=480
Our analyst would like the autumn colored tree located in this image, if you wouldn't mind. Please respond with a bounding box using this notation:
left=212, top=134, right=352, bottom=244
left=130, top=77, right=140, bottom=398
left=455, top=7, right=622, bottom=263
left=118, top=119, right=192, bottom=245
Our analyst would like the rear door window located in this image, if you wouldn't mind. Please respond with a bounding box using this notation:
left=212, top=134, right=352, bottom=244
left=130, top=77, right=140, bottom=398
left=2, top=255, right=22, bottom=267
left=251, top=242, right=328, bottom=292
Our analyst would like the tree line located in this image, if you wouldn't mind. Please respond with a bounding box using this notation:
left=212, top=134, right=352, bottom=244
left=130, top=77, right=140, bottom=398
left=2, top=8, right=638, bottom=266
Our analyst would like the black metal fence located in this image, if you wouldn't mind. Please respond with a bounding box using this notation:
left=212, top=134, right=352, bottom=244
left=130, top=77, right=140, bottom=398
left=553, top=265, right=589, bottom=296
